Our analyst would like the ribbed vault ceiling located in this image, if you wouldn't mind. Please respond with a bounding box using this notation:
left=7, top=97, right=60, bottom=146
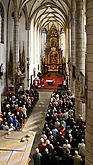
left=10, top=0, right=71, bottom=29
left=18, top=0, right=71, bottom=30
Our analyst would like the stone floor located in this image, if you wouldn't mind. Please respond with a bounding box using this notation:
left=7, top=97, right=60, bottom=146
left=22, top=91, right=52, bottom=165
left=0, top=130, right=36, bottom=165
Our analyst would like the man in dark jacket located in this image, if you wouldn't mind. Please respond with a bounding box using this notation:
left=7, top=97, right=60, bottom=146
left=62, top=149, right=73, bottom=165
left=33, top=148, right=42, bottom=165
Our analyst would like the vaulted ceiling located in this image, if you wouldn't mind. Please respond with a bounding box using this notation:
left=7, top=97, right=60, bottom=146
left=18, top=0, right=71, bottom=30
left=4, top=0, right=71, bottom=31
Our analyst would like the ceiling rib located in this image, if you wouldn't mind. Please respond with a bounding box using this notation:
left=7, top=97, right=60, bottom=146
left=19, top=0, right=71, bottom=30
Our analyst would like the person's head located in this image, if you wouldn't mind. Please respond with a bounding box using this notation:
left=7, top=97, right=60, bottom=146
left=75, top=150, right=78, bottom=156
left=35, top=148, right=39, bottom=153
left=17, top=112, right=19, bottom=115
left=81, top=139, right=84, bottom=143
left=45, top=148, right=49, bottom=154
left=10, top=123, right=13, bottom=126
left=42, top=131, right=45, bottom=134
left=46, top=139, right=50, bottom=145
left=5, top=122, right=8, bottom=125
left=53, top=150, right=57, bottom=155
left=23, top=105, right=25, bottom=108
left=65, top=139, right=68, bottom=144
left=40, top=138, right=44, bottom=143
left=78, top=114, right=81, bottom=118
left=56, top=141, right=60, bottom=146
left=66, top=149, right=70, bottom=155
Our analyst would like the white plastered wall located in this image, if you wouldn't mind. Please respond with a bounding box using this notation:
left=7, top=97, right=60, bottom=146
left=0, top=0, right=7, bottom=92
left=29, top=19, right=41, bottom=85
left=64, top=27, right=69, bottom=74
left=0, top=0, right=7, bottom=112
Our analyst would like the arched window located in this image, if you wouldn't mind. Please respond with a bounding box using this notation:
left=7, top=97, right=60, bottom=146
left=0, top=3, right=4, bottom=43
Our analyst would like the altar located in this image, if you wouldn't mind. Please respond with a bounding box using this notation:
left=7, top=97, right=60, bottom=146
left=44, top=24, right=63, bottom=72
left=46, top=79, right=54, bottom=85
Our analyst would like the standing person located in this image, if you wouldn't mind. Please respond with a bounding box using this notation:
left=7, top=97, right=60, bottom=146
left=63, top=139, right=71, bottom=154
left=41, top=148, right=51, bottom=165
left=38, top=138, right=46, bottom=154
left=73, top=150, right=82, bottom=165
left=78, top=139, right=85, bottom=158
left=33, top=148, right=42, bottom=165
left=45, top=139, right=53, bottom=154
left=78, top=139, right=85, bottom=165
left=51, top=150, right=59, bottom=165
left=63, top=79, right=66, bottom=90
left=62, top=149, right=73, bottom=165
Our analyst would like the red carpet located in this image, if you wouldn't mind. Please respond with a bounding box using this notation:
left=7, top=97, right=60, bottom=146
left=40, top=73, right=64, bottom=90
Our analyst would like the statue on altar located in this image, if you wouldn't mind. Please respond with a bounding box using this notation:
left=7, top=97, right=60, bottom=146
left=50, top=47, right=59, bottom=64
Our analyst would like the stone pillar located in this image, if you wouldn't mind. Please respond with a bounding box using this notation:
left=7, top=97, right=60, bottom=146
left=71, top=0, right=76, bottom=95
left=75, top=0, right=85, bottom=116
left=86, top=1, right=93, bottom=165
left=37, top=27, right=40, bottom=72
left=65, top=26, right=71, bottom=89
left=30, top=19, right=34, bottom=71
left=27, top=27, right=30, bottom=88
left=34, top=24, right=37, bottom=76
left=0, top=93, right=1, bottom=112
left=33, top=25, right=35, bottom=65
left=35, top=25, right=39, bottom=76
left=39, top=30, right=42, bottom=71
left=13, top=1, right=19, bottom=92
left=65, top=28, right=69, bottom=76
left=68, top=21, right=71, bottom=90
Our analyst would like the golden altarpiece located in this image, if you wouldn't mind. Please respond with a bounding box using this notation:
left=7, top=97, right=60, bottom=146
left=45, top=24, right=62, bottom=71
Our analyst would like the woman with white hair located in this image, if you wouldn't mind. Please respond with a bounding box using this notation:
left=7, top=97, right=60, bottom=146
left=46, top=139, right=54, bottom=154
left=33, top=148, right=42, bottom=165
left=38, top=138, right=46, bottom=154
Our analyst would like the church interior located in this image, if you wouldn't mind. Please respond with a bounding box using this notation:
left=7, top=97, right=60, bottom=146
left=0, top=0, right=93, bottom=164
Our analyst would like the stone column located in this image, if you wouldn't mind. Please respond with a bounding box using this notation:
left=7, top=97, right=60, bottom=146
left=68, top=21, right=71, bottom=90
left=33, top=24, right=37, bottom=77
left=65, top=28, right=69, bottom=76
left=27, top=27, right=30, bottom=88
left=39, top=30, right=42, bottom=71
left=30, top=19, right=34, bottom=72
left=71, top=0, right=76, bottom=95
left=33, top=25, right=35, bottom=65
left=86, top=1, right=93, bottom=165
left=75, top=0, right=85, bottom=116
left=37, top=27, right=40, bottom=71
left=13, top=1, right=19, bottom=92
left=0, top=91, right=2, bottom=112
left=35, top=25, right=39, bottom=76
left=65, top=25, right=71, bottom=89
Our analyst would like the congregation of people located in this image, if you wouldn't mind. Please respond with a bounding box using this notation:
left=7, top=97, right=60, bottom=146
left=0, top=87, right=39, bottom=132
left=33, top=90, right=85, bottom=165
